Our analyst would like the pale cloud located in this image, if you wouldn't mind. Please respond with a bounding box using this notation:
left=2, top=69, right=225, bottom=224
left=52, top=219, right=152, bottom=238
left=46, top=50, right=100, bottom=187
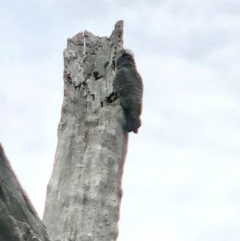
left=124, top=231, right=181, bottom=241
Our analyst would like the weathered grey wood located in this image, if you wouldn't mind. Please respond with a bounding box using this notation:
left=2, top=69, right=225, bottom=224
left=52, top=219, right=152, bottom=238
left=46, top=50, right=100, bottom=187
left=0, top=144, right=50, bottom=241
left=43, top=21, right=128, bottom=241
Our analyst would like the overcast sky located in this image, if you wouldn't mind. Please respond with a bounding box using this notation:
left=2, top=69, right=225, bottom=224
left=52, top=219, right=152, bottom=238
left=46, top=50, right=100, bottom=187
left=1, top=0, right=240, bottom=240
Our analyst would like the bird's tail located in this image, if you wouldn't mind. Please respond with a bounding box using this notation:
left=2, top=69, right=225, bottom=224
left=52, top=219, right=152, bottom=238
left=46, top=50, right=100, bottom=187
left=123, top=109, right=141, bottom=133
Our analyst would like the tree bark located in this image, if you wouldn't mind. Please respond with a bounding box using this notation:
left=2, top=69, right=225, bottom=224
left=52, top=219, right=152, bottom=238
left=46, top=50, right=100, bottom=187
left=0, top=144, right=49, bottom=241
left=43, top=21, right=128, bottom=241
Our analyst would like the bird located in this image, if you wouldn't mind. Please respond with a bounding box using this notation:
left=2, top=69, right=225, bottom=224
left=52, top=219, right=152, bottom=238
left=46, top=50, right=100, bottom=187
left=113, top=50, right=143, bottom=133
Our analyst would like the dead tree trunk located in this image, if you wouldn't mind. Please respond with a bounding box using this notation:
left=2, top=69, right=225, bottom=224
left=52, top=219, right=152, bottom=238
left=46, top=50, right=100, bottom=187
left=43, top=21, right=128, bottom=241
left=0, top=144, right=49, bottom=241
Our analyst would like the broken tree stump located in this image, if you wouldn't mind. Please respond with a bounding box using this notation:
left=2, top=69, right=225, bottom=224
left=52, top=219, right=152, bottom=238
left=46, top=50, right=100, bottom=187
left=43, top=21, right=129, bottom=241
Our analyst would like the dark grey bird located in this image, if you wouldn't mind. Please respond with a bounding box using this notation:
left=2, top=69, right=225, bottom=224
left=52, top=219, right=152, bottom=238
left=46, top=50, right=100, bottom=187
left=113, top=50, right=143, bottom=133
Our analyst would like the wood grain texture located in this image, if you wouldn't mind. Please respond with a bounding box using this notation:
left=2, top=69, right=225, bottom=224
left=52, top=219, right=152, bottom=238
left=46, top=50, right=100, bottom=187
left=0, top=144, right=49, bottom=241
left=43, top=21, right=128, bottom=241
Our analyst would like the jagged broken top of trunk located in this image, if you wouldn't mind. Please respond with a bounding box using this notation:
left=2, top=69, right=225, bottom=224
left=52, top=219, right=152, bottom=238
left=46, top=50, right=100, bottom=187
left=61, top=20, right=124, bottom=124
